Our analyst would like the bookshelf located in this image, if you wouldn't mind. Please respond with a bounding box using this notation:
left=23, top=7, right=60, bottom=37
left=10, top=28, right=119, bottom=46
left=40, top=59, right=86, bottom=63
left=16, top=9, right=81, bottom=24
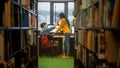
left=0, top=0, right=38, bottom=68
left=74, top=0, right=120, bottom=68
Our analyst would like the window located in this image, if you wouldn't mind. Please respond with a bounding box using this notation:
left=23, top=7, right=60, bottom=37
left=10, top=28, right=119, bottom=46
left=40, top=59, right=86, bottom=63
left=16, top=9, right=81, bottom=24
left=53, top=3, right=65, bottom=24
left=38, top=2, right=74, bottom=28
left=38, top=2, right=50, bottom=27
left=68, top=2, right=74, bottom=26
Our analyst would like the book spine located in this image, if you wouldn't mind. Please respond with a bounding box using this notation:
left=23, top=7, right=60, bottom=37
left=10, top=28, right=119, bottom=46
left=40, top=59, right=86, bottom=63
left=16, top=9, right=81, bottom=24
left=21, top=0, right=30, bottom=8
left=111, top=0, right=120, bottom=27
left=4, top=1, right=11, bottom=27
left=0, top=30, right=5, bottom=63
left=99, top=0, right=104, bottom=27
left=22, top=12, right=28, bottom=27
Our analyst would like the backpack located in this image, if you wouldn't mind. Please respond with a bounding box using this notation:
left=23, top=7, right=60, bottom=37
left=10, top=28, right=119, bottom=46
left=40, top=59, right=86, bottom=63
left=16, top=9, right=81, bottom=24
left=41, top=34, right=50, bottom=49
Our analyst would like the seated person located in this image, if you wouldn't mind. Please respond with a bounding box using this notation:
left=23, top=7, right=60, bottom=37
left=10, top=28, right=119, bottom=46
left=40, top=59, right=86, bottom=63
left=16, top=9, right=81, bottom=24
left=40, top=22, right=57, bottom=48
left=40, top=22, right=57, bottom=35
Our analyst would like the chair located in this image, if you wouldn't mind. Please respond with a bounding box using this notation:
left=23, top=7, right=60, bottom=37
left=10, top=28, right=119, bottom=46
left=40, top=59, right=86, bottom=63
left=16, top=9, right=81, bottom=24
left=39, top=34, right=60, bottom=56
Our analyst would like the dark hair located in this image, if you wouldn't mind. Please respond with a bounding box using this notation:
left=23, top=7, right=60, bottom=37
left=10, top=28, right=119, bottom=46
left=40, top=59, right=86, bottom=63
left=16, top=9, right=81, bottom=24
left=59, top=13, right=70, bottom=28
left=40, top=22, right=46, bottom=28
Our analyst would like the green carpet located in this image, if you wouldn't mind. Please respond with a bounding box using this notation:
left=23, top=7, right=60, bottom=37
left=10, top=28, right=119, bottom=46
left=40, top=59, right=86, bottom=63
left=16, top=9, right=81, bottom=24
left=38, top=56, right=74, bottom=68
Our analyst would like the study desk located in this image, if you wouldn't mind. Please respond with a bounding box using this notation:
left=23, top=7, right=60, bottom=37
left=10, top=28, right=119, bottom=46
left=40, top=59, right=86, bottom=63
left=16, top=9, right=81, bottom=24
left=39, top=34, right=75, bottom=55
left=53, top=34, right=75, bottom=55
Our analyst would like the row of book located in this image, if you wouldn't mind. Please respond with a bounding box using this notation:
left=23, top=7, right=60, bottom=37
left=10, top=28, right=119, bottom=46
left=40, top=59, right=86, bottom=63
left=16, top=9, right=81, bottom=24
left=75, top=29, right=120, bottom=67
left=22, top=12, right=37, bottom=27
left=0, top=30, right=37, bottom=65
left=74, top=0, right=120, bottom=67
left=74, top=0, right=98, bottom=16
left=75, top=0, right=119, bottom=28
left=0, top=46, right=38, bottom=68
left=1, top=0, right=37, bottom=27
left=75, top=30, right=97, bottom=67
left=0, top=0, right=38, bottom=68
left=17, top=0, right=37, bottom=12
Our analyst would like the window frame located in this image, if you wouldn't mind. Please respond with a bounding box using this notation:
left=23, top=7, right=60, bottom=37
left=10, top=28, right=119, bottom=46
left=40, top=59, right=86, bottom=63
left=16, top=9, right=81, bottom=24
left=38, top=1, right=74, bottom=25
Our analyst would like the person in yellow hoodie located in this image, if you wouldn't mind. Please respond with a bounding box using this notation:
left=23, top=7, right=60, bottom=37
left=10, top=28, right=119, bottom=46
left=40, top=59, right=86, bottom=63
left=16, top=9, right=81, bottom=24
left=55, top=13, right=71, bottom=58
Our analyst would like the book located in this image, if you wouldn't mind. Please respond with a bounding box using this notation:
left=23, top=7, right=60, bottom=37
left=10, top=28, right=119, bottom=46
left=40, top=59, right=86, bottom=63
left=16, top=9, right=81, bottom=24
left=30, top=0, right=36, bottom=11
left=117, top=46, right=120, bottom=67
left=21, top=30, right=28, bottom=48
left=32, top=16, right=37, bottom=27
left=33, top=32, right=36, bottom=46
left=28, top=30, right=34, bottom=46
left=91, top=32, right=95, bottom=52
left=88, top=7, right=94, bottom=27
left=74, top=0, right=80, bottom=15
left=92, top=0, right=96, bottom=3
left=98, top=31, right=106, bottom=59
left=0, top=1, right=5, bottom=26
left=21, top=0, right=30, bottom=8
left=105, top=31, right=119, bottom=63
left=82, top=0, right=87, bottom=9
left=0, top=30, right=5, bottom=63
left=99, top=0, right=104, bottom=27
left=22, top=12, right=28, bottom=27
left=86, top=31, right=95, bottom=52
left=28, top=13, right=32, bottom=27
left=94, top=7, right=99, bottom=27
left=103, top=0, right=110, bottom=27
left=2, top=10, right=5, bottom=27
left=4, top=1, right=11, bottom=27
left=73, top=17, right=76, bottom=26
left=82, top=48, right=86, bottom=65
left=111, top=0, right=120, bottom=27
left=8, top=57, right=15, bottom=68
left=86, top=30, right=92, bottom=50
left=27, top=46, right=31, bottom=61
left=13, top=5, right=20, bottom=27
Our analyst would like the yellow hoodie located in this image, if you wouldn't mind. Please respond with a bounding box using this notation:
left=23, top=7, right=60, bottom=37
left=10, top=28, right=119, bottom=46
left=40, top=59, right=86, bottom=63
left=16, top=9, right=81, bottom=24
left=56, top=18, right=71, bottom=33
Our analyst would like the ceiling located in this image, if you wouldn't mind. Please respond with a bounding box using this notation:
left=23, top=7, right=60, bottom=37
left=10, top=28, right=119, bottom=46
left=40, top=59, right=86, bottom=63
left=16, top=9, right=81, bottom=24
left=38, top=0, right=74, bottom=2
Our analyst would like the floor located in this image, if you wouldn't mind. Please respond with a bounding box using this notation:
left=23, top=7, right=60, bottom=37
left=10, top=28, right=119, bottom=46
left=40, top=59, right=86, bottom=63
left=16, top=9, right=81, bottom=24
left=38, top=56, right=74, bottom=68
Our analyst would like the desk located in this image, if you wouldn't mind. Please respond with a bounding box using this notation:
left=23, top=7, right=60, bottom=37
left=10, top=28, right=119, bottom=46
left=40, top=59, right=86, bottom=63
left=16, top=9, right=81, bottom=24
left=39, top=34, right=75, bottom=55
left=53, top=35, right=74, bottom=38
left=53, top=35, right=75, bottom=55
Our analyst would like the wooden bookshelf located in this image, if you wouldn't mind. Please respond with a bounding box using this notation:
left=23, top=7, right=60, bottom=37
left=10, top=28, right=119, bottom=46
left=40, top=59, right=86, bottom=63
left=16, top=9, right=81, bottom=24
left=0, top=0, right=38, bottom=68
left=74, top=0, right=120, bottom=68
left=12, top=1, right=37, bottom=16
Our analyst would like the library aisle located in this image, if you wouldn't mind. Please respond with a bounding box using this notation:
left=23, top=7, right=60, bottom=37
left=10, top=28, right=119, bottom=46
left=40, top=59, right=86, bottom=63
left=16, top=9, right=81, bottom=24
left=1, top=0, right=120, bottom=68
left=38, top=56, right=74, bottom=68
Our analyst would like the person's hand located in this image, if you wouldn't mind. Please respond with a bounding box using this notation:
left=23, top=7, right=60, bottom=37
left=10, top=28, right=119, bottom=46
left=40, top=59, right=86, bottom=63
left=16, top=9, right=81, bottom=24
left=54, top=23, right=57, bottom=28
left=54, top=19, right=58, bottom=28
left=56, top=19, right=59, bottom=25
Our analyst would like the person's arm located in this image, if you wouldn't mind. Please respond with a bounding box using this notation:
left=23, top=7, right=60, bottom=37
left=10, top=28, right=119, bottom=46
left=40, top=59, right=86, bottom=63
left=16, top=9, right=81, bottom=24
left=40, top=27, right=55, bottom=35
left=55, top=19, right=64, bottom=33
left=44, top=27, right=55, bottom=32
